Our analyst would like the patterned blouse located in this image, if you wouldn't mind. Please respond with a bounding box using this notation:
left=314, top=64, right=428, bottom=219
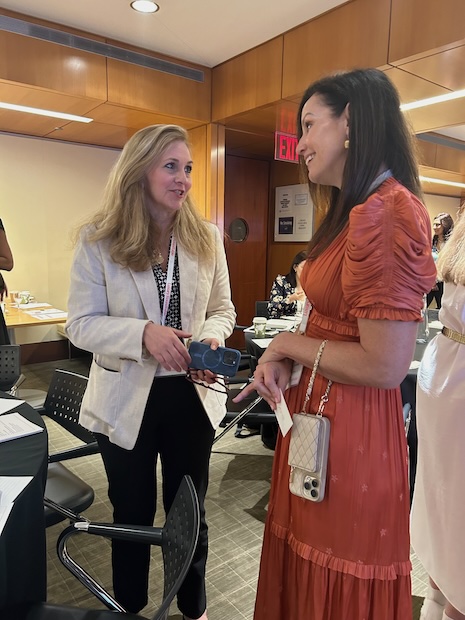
left=268, top=274, right=297, bottom=319
left=152, top=252, right=182, bottom=329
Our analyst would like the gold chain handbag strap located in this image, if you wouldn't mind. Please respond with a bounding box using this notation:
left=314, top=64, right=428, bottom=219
left=301, top=339, right=333, bottom=416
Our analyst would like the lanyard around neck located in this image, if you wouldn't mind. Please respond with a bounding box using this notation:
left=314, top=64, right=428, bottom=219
left=161, top=236, right=177, bottom=327
left=366, top=169, right=392, bottom=196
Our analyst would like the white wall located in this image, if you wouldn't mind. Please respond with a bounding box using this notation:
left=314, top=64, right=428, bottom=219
left=0, top=133, right=119, bottom=344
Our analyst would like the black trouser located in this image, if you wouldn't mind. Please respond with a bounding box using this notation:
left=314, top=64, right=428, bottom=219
left=96, top=376, right=215, bottom=618
left=426, top=280, right=444, bottom=308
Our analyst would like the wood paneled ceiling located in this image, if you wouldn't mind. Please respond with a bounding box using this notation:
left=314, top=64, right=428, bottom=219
left=1, top=6, right=465, bottom=198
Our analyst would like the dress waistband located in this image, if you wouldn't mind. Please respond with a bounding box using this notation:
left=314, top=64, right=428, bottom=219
left=442, top=326, right=465, bottom=345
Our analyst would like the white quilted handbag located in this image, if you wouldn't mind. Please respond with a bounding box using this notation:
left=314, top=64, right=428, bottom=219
left=288, top=339, right=332, bottom=503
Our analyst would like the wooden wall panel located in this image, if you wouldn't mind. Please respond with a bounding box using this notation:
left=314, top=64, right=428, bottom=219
left=416, top=137, right=465, bottom=178
left=107, top=59, right=211, bottom=123
left=390, top=0, right=465, bottom=64
left=416, top=139, right=437, bottom=168
left=205, top=124, right=225, bottom=231
left=212, top=38, right=283, bottom=121
left=187, top=124, right=225, bottom=228
left=434, top=143, right=465, bottom=175
left=224, top=156, right=270, bottom=335
left=282, top=0, right=391, bottom=100
left=187, top=125, right=208, bottom=219
left=0, top=31, right=107, bottom=99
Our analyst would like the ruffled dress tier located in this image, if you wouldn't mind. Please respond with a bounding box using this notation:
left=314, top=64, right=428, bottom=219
left=253, top=178, right=436, bottom=620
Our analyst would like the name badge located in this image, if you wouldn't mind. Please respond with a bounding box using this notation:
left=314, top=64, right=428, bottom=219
left=275, top=390, right=293, bottom=436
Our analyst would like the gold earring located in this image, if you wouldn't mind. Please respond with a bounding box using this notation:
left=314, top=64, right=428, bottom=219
left=344, top=139, right=350, bottom=149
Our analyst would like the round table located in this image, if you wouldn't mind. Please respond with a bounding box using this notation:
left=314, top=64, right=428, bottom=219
left=0, top=395, right=48, bottom=610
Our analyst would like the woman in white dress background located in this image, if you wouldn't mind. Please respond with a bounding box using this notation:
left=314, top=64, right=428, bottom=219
left=411, top=208, right=465, bottom=620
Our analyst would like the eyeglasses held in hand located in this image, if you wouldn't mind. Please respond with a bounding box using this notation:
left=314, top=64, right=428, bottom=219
left=185, top=370, right=230, bottom=394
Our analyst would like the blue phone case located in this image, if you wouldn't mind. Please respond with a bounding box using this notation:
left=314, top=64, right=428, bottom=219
left=188, top=341, right=241, bottom=377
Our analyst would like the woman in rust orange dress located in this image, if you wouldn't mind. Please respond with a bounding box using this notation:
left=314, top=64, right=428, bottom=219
left=235, top=68, right=436, bottom=620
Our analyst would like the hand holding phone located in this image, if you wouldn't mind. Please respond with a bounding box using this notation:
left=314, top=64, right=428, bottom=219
left=188, top=341, right=241, bottom=377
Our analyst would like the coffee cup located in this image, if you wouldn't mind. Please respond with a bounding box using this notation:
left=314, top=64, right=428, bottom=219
left=19, top=290, right=31, bottom=304
left=253, top=316, right=267, bottom=338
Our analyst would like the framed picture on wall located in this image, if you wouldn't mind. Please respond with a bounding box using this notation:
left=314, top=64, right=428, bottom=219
left=274, top=184, right=314, bottom=242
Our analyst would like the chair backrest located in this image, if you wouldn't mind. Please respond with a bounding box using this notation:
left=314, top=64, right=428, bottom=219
left=0, top=344, right=21, bottom=391
left=254, top=300, right=268, bottom=318
left=43, top=369, right=93, bottom=444
left=156, top=476, right=200, bottom=620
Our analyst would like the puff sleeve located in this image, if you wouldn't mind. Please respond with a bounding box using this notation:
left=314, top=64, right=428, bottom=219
left=342, top=180, right=436, bottom=322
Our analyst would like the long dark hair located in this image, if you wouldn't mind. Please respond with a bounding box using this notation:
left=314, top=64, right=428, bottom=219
left=297, top=68, right=421, bottom=260
left=432, top=212, right=454, bottom=248
left=286, top=251, right=307, bottom=288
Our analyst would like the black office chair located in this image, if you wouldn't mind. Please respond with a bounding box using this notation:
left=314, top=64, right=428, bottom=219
left=5, top=476, right=200, bottom=620
left=38, top=368, right=99, bottom=527
left=254, top=300, right=269, bottom=318
left=0, top=343, right=47, bottom=407
left=0, top=344, right=21, bottom=392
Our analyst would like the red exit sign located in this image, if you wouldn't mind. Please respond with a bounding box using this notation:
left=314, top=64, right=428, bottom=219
left=274, top=132, right=299, bottom=163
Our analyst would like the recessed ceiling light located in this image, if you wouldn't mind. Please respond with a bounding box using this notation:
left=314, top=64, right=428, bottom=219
left=0, top=102, right=93, bottom=123
left=420, top=175, right=465, bottom=189
left=400, top=89, right=465, bottom=112
left=131, top=1, right=159, bottom=13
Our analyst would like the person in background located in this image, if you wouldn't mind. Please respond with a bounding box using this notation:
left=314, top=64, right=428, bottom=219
left=267, top=251, right=307, bottom=319
left=66, top=124, right=236, bottom=620
left=411, top=209, right=465, bottom=620
left=235, top=68, right=436, bottom=620
left=426, top=212, right=454, bottom=309
left=0, top=219, right=14, bottom=344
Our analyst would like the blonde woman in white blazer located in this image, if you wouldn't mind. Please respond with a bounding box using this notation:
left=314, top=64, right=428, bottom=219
left=66, top=125, right=236, bottom=620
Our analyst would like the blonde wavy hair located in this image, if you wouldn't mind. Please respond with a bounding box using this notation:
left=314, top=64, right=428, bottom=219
left=437, top=207, right=465, bottom=286
left=79, top=124, right=214, bottom=271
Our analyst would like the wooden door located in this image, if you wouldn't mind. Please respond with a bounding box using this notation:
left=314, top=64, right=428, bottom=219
left=224, top=155, right=270, bottom=348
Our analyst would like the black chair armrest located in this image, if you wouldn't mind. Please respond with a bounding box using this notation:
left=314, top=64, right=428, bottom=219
left=48, top=441, right=100, bottom=463
left=75, top=521, right=163, bottom=545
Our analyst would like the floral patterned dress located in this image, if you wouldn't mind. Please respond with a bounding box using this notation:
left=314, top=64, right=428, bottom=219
left=268, top=275, right=298, bottom=318
left=253, top=178, right=436, bottom=620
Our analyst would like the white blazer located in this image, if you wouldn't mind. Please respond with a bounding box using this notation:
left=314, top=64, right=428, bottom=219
left=66, top=223, right=236, bottom=450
